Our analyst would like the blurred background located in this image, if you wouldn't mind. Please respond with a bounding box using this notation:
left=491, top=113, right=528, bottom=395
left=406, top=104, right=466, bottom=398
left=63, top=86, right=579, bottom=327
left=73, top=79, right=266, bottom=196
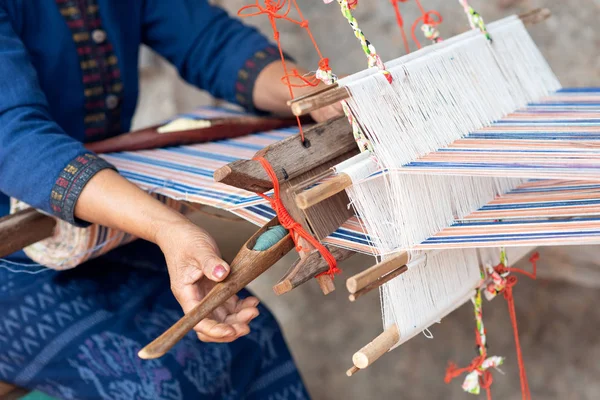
left=134, top=1, right=600, bottom=399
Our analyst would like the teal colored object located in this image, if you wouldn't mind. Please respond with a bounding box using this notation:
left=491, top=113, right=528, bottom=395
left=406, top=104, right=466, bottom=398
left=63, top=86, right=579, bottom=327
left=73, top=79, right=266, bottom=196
left=253, top=225, right=288, bottom=251
left=19, top=391, right=59, bottom=400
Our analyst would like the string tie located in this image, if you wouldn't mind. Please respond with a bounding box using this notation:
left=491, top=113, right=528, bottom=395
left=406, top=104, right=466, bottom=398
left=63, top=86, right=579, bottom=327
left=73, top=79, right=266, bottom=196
left=445, top=290, right=504, bottom=400
left=253, top=156, right=340, bottom=278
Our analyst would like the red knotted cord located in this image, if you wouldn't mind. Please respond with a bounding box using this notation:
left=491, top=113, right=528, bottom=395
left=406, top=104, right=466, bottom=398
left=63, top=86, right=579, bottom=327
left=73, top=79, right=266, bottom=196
left=444, top=252, right=538, bottom=400
left=410, top=0, right=442, bottom=49
left=389, top=0, right=410, bottom=54
left=254, top=156, right=340, bottom=278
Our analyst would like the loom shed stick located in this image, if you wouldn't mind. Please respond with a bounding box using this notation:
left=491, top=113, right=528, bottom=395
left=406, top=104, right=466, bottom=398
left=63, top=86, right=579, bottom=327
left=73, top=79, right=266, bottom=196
left=213, top=116, right=357, bottom=193
left=0, top=208, right=56, bottom=259
left=288, top=8, right=552, bottom=117
left=138, top=217, right=295, bottom=359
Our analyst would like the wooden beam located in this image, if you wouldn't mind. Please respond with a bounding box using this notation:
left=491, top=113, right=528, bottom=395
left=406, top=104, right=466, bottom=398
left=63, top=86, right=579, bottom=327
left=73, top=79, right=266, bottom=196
left=213, top=116, right=357, bottom=193
left=0, top=208, right=55, bottom=259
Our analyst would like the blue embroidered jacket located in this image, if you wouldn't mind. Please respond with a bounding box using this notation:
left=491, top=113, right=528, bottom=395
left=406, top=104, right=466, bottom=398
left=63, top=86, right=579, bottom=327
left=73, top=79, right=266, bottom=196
left=0, top=0, right=280, bottom=247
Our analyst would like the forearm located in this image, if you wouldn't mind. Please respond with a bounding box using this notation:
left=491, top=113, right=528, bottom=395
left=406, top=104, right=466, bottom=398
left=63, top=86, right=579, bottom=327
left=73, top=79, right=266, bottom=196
left=74, top=169, right=188, bottom=244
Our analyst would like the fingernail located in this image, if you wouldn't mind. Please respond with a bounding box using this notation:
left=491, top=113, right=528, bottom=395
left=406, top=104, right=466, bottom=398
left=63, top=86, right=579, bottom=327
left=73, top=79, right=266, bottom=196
left=213, top=265, right=226, bottom=279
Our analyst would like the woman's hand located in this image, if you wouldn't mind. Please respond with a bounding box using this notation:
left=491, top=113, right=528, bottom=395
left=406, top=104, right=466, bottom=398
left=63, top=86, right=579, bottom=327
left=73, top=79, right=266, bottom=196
left=156, top=219, right=260, bottom=343
left=75, top=169, right=259, bottom=343
left=253, top=60, right=346, bottom=122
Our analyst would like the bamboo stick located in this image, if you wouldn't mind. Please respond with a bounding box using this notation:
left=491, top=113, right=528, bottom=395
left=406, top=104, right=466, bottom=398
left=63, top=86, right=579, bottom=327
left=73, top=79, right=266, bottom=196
left=346, top=251, right=409, bottom=293
left=352, top=324, right=400, bottom=369
left=288, top=8, right=552, bottom=117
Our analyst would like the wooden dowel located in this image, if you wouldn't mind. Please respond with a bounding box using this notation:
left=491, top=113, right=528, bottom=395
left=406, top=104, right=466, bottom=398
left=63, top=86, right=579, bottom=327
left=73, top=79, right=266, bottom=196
left=346, top=366, right=360, bottom=377
left=0, top=208, right=56, bottom=259
left=348, top=265, right=408, bottom=302
left=346, top=251, right=409, bottom=294
left=352, top=324, right=400, bottom=369
left=287, top=83, right=339, bottom=106
left=295, top=173, right=353, bottom=210
left=290, top=86, right=350, bottom=117
left=288, top=8, right=551, bottom=118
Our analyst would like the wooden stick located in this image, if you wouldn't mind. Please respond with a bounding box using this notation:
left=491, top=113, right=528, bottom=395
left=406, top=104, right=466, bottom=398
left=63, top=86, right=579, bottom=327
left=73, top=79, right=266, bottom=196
left=348, top=265, right=408, bottom=302
left=0, top=208, right=56, bottom=259
left=138, top=217, right=294, bottom=359
left=290, top=86, right=350, bottom=117
left=295, top=173, right=353, bottom=210
left=295, top=236, right=336, bottom=295
left=288, top=8, right=552, bottom=117
left=286, top=83, right=339, bottom=106
left=352, top=324, right=400, bottom=369
left=346, top=366, right=360, bottom=377
left=346, top=251, right=409, bottom=294
left=273, top=245, right=355, bottom=295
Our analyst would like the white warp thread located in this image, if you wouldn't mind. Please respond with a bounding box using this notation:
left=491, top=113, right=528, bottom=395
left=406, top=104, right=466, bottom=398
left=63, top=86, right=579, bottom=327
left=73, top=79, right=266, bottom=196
left=335, top=16, right=560, bottom=344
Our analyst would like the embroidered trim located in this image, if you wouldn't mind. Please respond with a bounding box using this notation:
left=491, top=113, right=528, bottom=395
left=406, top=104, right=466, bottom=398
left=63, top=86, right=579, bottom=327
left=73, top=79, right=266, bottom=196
left=235, top=45, right=294, bottom=114
left=50, top=154, right=115, bottom=226
left=55, top=0, right=123, bottom=140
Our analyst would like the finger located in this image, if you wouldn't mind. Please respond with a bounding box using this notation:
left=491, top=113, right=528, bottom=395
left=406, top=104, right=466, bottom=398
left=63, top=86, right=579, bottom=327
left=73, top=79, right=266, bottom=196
left=196, top=323, right=251, bottom=343
left=224, top=307, right=260, bottom=325
left=199, top=252, right=230, bottom=283
left=234, top=296, right=260, bottom=313
left=194, top=317, right=236, bottom=338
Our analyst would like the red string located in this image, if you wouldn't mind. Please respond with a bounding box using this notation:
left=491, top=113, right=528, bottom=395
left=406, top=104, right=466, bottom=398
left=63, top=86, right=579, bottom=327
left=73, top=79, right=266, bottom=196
left=444, top=252, right=539, bottom=400
left=238, top=0, right=334, bottom=142
left=410, top=0, right=442, bottom=49
left=389, top=0, right=410, bottom=54
left=253, top=156, right=340, bottom=278
left=492, top=252, right=538, bottom=400
left=444, top=319, right=494, bottom=399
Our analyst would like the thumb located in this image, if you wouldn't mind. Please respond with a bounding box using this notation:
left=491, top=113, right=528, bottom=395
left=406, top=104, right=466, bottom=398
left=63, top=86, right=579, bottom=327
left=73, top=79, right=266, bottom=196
left=200, top=252, right=230, bottom=282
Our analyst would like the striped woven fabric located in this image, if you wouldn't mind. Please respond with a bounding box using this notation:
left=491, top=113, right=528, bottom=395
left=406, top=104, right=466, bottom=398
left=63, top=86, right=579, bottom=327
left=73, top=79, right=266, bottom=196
left=101, top=88, right=600, bottom=255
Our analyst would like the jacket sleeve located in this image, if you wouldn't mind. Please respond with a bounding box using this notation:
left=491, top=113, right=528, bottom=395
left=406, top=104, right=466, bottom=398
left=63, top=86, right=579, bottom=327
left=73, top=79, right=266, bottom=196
left=0, top=6, right=115, bottom=226
left=141, top=0, right=288, bottom=113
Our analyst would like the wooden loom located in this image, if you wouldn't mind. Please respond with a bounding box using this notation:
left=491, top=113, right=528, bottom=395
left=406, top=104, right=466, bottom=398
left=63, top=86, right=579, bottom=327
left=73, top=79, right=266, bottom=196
left=0, top=5, right=572, bottom=397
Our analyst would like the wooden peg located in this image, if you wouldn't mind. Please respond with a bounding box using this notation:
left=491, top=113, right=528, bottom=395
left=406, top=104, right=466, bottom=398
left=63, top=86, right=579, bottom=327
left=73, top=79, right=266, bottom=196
left=295, top=173, right=353, bottom=210
left=346, top=251, right=409, bottom=294
left=346, top=366, right=360, bottom=377
left=138, top=217, right=294, bottom=359
left=273, top=245, right=355, bottom=295
left=352, top=324, right=400, bottom=369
